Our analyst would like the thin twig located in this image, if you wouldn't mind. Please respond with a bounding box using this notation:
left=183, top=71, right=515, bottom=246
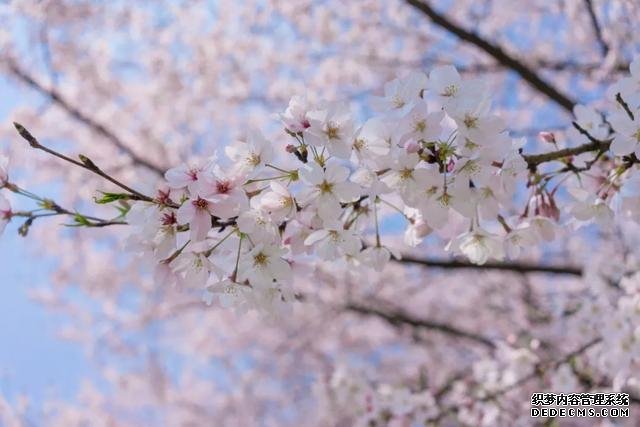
left=397, top=254, right=583, bottom=276
left=13, top=122, right=160, bottom=205
left=584, top=0, right=609, bottom=57
left=616, top=93, right=635, bottom=121
left=345, top=301, right=496, bottom=349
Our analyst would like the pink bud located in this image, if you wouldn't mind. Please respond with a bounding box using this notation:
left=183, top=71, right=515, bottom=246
left=405, top=140, right=420, bottom=154
left=285, top=144, right=297, bottom=153
left=538, top=131, right=556, bottom=144
left=447, top=158, right=455, bottom=173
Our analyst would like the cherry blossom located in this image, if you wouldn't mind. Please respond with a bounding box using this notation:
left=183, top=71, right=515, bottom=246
left=165, top=157, right=214, bottom=195
left=609, top=108, right=640, bottom=157
left=298, top=162, right=360, bottom=223
left=258, top=181, right=296, bottom=222
left=176, top=196, right=217, bottom=241
left=372, top=71, right=427, bottom=113
left=225, top=130, right=274, bottom=176
left=305, top=102, right=355, bottom=159
left=305, top=223, right=361, bottom=261
left=567, top=187, right=615, bottom=227
left=398, top=103, right=444, bottom=145
left=352, top=117, right=393, bottom=162
left=280, top=95, right=312, bottom=134
left=237, top=206, right=279, bottom=243
left=200, top=168, right=249, bottom=219
left=237, top=243, right=292, bottom=288
left=447, top=227, right=505, bottom=265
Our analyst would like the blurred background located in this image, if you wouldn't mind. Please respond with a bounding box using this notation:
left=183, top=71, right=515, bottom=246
left=0, top=0, right=638, bottom=425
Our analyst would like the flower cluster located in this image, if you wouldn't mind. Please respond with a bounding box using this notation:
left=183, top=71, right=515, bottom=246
left=4, top=60, right=640, bottom=316
left=120, top=66, right=543, bottom=313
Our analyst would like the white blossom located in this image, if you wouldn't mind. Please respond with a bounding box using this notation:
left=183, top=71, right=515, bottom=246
left=225, top=130, right=274, bottom=176
left=305, top=223, right=361, bottom=260
left=305, top=102, right=355, bottom=159
left=447, top=227, right=505, bottom=265
left=238, top=243, right=292, bottom=288
left=298, top=162, right=360, bottom=223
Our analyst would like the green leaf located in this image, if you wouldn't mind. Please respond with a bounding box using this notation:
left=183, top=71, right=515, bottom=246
left=94, top=192, right=132, bottom=205
left=73, top=212, right=91, bottom=226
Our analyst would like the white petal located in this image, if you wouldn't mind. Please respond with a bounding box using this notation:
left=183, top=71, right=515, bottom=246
left=299, top=163, right=324, bottom=185
left=333, top=182, right=361, bottom=202
left=610, top=136, right=637, bottom=156
left=324, top=163, right=349, bottom=183
left=304, top=229, right=329, bottom=246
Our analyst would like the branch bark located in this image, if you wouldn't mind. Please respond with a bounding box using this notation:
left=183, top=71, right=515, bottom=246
left=523, top=139, right=611, bottom=170
left=584, top=0, right=609, bottom=57
left=13, top=123, right=160, bottom=205
left=7, top=60, right=165, bottom=175
left=396, top=254, right=583, bottom=276
left=346, top=301, right=496, bottom=349
left=405, top=0, right=577, bottom=112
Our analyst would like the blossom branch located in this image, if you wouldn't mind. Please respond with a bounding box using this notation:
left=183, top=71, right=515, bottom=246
left=405, top=0, right=577, bottom=112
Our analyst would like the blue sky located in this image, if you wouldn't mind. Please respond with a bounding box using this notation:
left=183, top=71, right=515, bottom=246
left=0, top=231, right=89, bottom=402
left=0, top=76, right=89, bottom=404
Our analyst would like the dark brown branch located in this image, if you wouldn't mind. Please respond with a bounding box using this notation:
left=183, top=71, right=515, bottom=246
left=405, top=0, right=577, bottom=112
left=584, top=0, right=609, bottom=57
left=616, top=93, right=635, bottom=121
left=7, top=60, right=165, bottom=175
left=457, top=59, right=628, bottom=76
left=13, top=123, right=162, bottom=205
left=397, top=254, right=583, bottom=276
left=522, top=138, right=611, bottom=169
left=345, top=301, right=496, bottom=349
left=519, top=120, right=614, bottom=172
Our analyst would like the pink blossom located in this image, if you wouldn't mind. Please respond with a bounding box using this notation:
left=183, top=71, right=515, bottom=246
left=177, top=196, right=216, bottom=241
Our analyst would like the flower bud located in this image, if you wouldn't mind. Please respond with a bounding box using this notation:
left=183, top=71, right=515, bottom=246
left=538, top=131, right=556, bottom=144
left=446, top=158, right=455, bottom=173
